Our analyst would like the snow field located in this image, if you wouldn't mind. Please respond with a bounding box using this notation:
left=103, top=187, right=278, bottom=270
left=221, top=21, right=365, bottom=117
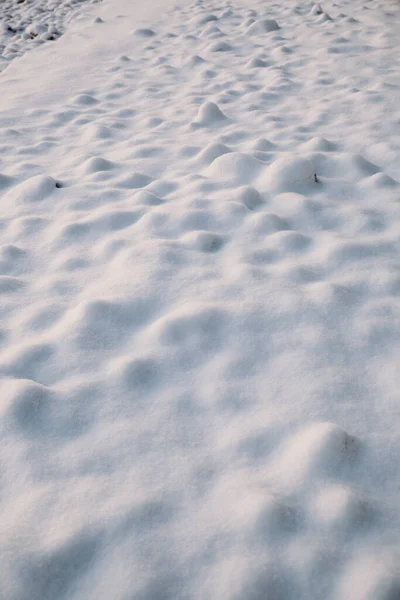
left=0, top=0, right=400, bottom=597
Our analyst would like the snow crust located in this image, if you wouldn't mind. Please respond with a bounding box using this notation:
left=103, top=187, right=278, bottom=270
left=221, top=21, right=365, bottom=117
left=1, top=0, right=400, bottom=597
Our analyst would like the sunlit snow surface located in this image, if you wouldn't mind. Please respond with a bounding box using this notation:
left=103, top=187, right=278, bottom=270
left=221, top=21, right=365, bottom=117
left=0, top=0, right=400, bottom=597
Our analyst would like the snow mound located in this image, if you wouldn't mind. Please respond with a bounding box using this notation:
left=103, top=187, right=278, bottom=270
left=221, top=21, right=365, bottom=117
left=317, top=12, right=332, bottom=23
left=272, top=422, right=358, bottom=489
left=199, top=24, right=223, bottom=39
left=80, top=157, right=117, bottom=175
left=134, top=190, right=164, bottom=206
left=315, top=153, right=380, bottom=180
left=81, top=124, right=113, bottom=142
left=206, top=152, right=263, bottom=184
left=301, top=136, right=338, bottom=152
left=234, top=186, right=264, bottom=210
left=250, top=138, right=276, bottom=153
left=195, top=142, right=231, bottom=165
left=247, top=19, right=280, bottom=35
left=245, top=57, right=269, bottom=68
left=182, top=231, right=224, bottom=253
left=207, top=40, right=232, bottom=52
left=196, top=14, right=218, bottom=26
left=2, top=175, right=58, bottom=206
left=192, top=102, right=229, bottom=127
left=359, top=173, right=399, bottom=190
left=186, top=54, right=206, bottom=67
left=258, top=154, right=315, bottom=192
left=72, top=93, right=98, bottom=106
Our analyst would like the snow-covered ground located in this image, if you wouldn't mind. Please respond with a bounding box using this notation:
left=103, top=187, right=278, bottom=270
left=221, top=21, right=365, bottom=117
left=0, top=0, right=102, bottom=71
left=1, top=0, right=400, bottom=597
